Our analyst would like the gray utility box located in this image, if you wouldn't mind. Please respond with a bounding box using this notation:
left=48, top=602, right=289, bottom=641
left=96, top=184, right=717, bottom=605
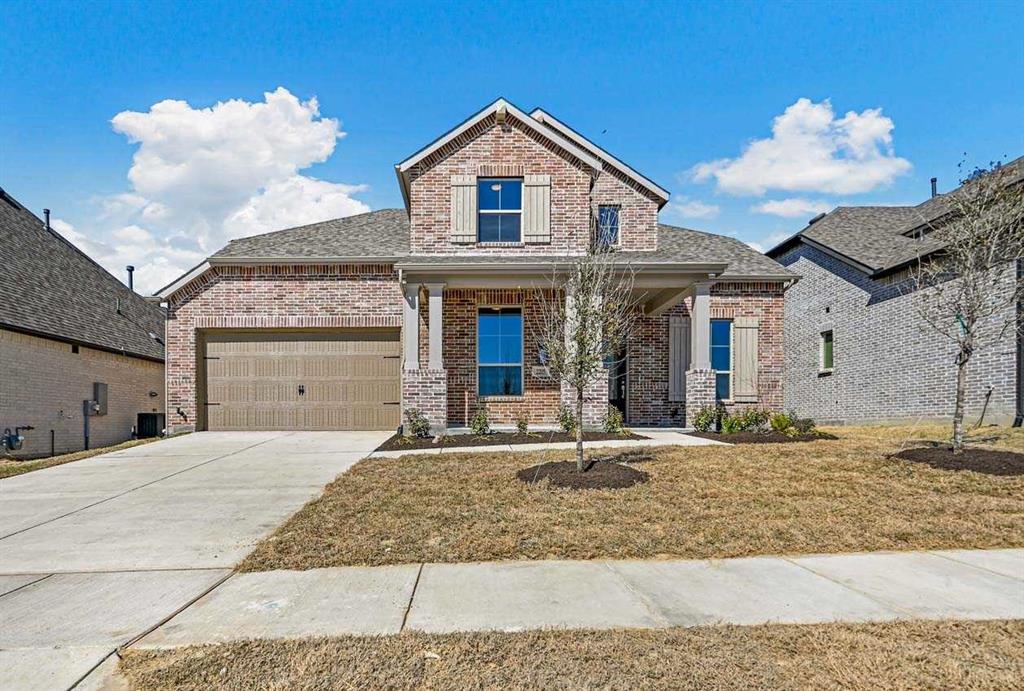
left=93, top=382, right=108, bottom=416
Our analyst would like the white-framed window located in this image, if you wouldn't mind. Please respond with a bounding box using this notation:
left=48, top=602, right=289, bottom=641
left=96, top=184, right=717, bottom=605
left=819, top=330, right=834, bottom=373
left=596, top=205, right=620, bottom=249
left=711, top=318, right=732, bottom=401
left=477, top=307, right=524, bottom=396
left=478, top=178, right=522, bottom=243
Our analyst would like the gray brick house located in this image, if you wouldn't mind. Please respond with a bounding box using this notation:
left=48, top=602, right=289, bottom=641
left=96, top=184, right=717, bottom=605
left=767, top=160, right=1023, bottom=425
left=0, top=188, right=166, bottom=458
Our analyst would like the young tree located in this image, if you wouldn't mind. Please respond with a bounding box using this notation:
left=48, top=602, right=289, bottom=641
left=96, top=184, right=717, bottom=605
left=533, top=210, right=642, bottom=472
left=913, top=161, right=1024, bottom=452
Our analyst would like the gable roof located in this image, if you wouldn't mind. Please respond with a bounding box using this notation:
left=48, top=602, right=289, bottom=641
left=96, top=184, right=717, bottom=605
left=0, top=188, right=165, bottom=361
left=529, top=108, right=671, bottom=206
left=394, top=98, right=666, bottom=211
left=766, top=155, right=1024, bottom=276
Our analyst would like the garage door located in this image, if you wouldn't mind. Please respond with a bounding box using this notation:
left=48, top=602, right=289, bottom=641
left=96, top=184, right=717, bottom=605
left=202, top=330, right=401, bottom=431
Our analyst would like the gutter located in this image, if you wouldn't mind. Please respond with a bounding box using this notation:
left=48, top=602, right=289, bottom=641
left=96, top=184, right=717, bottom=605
left=208, top=255, right=403, bottom=266
left=395, top=260, right=730, bottom=274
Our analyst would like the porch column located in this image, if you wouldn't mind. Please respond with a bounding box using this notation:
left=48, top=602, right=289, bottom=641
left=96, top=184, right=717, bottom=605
left=402, top=283, right=420, bottom=370
left=685, top=281, right=716, bottom=425
left=689, top=281, right=712, bottom=370
left=426, top=282, right=445, bottom=369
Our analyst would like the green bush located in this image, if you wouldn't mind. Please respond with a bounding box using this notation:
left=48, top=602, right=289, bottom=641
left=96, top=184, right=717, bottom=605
left=770, top=411, right=794, bottom=433
left=719, top=412, right=744, bottom=434
left=603, top=405, right=626, bottom=434
left=470, top=407, right=491, bottom=436
left=557, top=403, right=577, bottom=434
left=403, top=408, right=431, bottom=438
left=691, top=406, right=718, bottom=432
left=719, top=408, right=769, bottom=434
left=514, top=410, right=530, bottom=435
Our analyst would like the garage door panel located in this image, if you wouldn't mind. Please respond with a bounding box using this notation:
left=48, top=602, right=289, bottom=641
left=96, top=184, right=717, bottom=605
left=203, top=330, right=401, bottom=431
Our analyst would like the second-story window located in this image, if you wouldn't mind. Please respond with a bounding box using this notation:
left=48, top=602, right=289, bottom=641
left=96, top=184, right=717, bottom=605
left=596, top=205, right=620, bottom=248
left=478, top=178, right=522, bottom=243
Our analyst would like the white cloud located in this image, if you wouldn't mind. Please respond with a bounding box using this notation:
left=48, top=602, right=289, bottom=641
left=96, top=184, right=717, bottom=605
left=751, top=198, right=833, bottom=218
left=662, top=197, right=721, bottom=220
left=55, top=87, right=369, bottom=293
left=746, top=231, right=792, bottom=254
left=692, top=98, right=911, bottom=196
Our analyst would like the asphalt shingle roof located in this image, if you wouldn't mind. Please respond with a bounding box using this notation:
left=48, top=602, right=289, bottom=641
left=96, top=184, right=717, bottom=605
left=0, top=190, right=165, bottom=361
left=213, top=209, right=410, bottom=259
left=768, top=155, right=1023, bottom=274
left=210, top=211, right=792, bottom=280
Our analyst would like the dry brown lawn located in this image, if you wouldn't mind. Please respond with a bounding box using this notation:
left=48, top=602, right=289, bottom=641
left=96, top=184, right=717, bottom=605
left=119, top=619, right=1024, bottom=690
left=0, top=437, right=158, bottom=480
left=238, top=425, right=1024, bottom=571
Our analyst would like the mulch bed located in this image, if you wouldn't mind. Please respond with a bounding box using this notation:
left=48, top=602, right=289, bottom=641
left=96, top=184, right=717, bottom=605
left=376, top=430, right=647, bottom=452
left=688, top=431, right=836, bottom=444
left=892, top=446, right=1024, bottom=477
left=516, top=460, right=650, bottom=490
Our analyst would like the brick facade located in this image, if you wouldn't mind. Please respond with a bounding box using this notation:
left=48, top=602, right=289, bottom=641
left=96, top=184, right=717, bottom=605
left=626, top=284, right=786, bottom=426
left=165, top=264, right=402, bottom=433
left=777, top=244, right=1019, bottom=424
left=407, top=112, right=660, bottom=255
left=401, top=368, right=447, bottom=433
left=0, top=329, right=164, bottom=458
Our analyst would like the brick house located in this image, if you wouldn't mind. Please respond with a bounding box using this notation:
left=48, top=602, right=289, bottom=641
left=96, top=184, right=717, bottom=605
left=157, top=99, right=794, bottom=434
left=0, top=188, right=166, bottom=458
left=767, top=159, right=1023, bottom=425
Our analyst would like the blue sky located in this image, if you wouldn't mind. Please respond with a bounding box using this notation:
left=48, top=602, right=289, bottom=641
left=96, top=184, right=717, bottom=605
left=2, top=0, right=1022, bottom=291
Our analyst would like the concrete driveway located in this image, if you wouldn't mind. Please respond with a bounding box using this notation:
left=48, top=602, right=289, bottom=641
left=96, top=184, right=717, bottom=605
left=0, top=430, right=388, bottom=690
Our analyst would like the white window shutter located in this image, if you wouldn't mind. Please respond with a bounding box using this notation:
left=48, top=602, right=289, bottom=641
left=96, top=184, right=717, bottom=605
left=450, top=175, right=477, bottom=243
left=668, top=316, right=690, bottom=402
left=733, top=316, right=759, bottom=402
left=522, top=174, right=551, bottom=243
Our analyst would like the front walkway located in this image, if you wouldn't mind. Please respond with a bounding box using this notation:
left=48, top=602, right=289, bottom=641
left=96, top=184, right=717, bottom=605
left=135, top=548, right=1024, bottom=648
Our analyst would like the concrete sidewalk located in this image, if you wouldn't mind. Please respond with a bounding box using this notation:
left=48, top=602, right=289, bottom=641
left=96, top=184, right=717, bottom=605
left=368, top=428, right=724, bottom=458
left=136, top=548, right=1024, bottom=648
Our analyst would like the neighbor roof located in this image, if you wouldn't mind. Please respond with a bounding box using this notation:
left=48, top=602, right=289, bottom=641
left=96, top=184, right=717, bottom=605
left=766, top=155, right=1024, bottom=275
left=0, top=188, right=165, bottom=361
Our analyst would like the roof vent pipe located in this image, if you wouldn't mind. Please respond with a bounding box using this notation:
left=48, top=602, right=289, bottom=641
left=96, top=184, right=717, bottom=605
left=127, top=265, right=135, bottom=292
left=931, top=177, right=938, bottom=198
left=43, top=208, right=51, bottom=231
left=808, top=212, right=827, bottom=225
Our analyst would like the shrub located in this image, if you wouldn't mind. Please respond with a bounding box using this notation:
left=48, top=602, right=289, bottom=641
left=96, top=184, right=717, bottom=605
left=403, top=408, right=431, bottom=439
left=603, top=405, right=625, bottom=434
left=719, top=412, right=744, bottom=434
left=770, top=411, right=794, bottom=433
left=557, top=403, right=577, bottom=435
left=739, top=408, right=770, bottom=432
left=791, top=415, right=817, bottom=435
left=514, top=410, right=530, bottom=435
left=470, top=407, right=490, bottom=436
left=691, top=406, right=718, bottom=432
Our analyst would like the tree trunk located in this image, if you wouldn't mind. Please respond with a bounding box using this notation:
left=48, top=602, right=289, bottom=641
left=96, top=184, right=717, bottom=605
left=952, top=345, right=971, bottom=454
left=575, top=389, right=585, bottom=472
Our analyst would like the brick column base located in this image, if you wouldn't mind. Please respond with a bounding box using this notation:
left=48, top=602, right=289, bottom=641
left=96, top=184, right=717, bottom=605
left=402, top=369, right=447, bottom=434
left=685, top=369, right=716, bottom=427
left=560, top=369, right=610, bottom=430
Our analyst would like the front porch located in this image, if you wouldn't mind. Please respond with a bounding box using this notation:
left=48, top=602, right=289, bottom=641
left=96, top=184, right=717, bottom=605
left=398, top=261, right=727, bottom=433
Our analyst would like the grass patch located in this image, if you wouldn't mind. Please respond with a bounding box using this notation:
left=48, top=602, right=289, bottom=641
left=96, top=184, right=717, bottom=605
left=238, top=424, right=1024, bottom=571
left=119, top=619, right=1024, bottom=690
left=0, top=438, right=159, bottom=480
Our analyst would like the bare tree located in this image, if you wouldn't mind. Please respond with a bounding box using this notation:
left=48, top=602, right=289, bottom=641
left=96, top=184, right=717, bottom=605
left=913, top=161, right=1024, bottom=452
left=533, top=209, right=642, bottom=472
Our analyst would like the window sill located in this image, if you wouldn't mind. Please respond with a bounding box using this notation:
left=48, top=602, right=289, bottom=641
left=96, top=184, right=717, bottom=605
left=479, top=395, right=526, bottom=402
left=818, top=369, right=834, bottom=377
left=476, top=242, right=526, bottom=248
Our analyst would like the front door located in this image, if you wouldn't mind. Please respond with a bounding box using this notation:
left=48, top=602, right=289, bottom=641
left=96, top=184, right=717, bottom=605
left=608, top=348, right=628, bottom=418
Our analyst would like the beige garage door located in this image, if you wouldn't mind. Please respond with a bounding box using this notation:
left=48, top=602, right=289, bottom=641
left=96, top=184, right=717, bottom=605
left=202, top=330, right=401, bottom=431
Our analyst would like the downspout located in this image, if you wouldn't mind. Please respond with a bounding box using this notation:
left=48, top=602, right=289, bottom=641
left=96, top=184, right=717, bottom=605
left=1015, top=258, right=1023, bottom=427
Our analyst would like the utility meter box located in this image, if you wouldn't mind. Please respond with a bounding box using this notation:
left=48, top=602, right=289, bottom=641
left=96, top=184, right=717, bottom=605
left=93, top=382, right=108, bottom=416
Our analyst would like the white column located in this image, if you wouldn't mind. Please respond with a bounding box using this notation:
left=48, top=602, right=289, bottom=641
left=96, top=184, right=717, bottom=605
left=690, top=281, right=712, bottom=370
left=403, top=283, right=420, bottom=371
left=426, top=282, right=445, bottom=370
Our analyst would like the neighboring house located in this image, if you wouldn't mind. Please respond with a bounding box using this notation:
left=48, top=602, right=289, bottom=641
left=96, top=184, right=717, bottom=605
left=0, top=188, right=166, bottom=458
left=157, top=99, right=794, bottom=434
left=767, top=159, right=1023, bottom=425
